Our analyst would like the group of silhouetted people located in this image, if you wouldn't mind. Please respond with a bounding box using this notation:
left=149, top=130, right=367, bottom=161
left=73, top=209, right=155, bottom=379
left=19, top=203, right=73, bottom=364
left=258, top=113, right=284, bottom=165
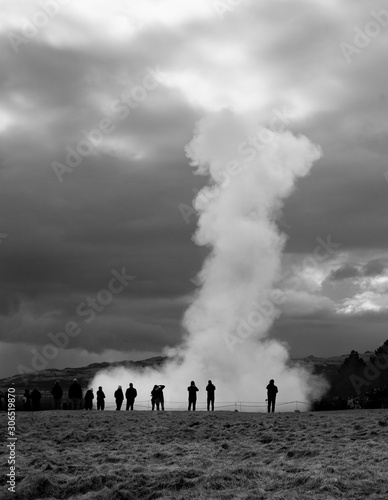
left=22, top=386, right=42, bottom=411
left=186, top=380, right=216, bottom=411
left=186, top=379, right=277, bottom=412
left=67, top=380, right=139, bottom=411
left=69, top=379, right=137, bottom=411
left=84, top=385, right=108, bottom=410
left=53, top=379, right=218, bottom=411
left=0, top=388, right=41, bottom=412
left=111, top=383, right=138, bottom=410
left=1, top=378, right=279, bottom=412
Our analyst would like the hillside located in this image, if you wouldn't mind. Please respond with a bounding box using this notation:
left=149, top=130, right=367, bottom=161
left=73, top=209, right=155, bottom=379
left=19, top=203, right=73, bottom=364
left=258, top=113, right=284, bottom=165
left=0, top=351, right=375, bottom=394
left=291, top=351, right=374, bottom=384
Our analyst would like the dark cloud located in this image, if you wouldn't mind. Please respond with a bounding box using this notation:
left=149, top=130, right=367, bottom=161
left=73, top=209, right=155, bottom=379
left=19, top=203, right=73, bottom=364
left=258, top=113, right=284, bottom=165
left=0, top=0, right=387, bottom=378
left=325, top=258, right=386, bottom=284
left=362, top=258, right=386, bottom=277
left=329, top=264, right=361, bottom=281
left=272, top=309, right=388, bottom=358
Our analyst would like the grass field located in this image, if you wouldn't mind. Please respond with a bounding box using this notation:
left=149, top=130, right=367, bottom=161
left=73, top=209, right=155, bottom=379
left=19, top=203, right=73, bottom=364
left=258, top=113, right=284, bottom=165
left=1, top=409, right=388, bottom=500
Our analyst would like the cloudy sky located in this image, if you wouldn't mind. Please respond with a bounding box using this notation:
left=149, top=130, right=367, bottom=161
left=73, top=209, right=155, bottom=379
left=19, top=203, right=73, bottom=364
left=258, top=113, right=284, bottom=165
left=0, top=0, right=387, bottom=379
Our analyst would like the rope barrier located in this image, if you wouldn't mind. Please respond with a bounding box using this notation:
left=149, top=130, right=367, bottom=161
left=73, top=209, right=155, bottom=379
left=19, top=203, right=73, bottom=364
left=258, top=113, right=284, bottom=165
left=90, top=400, right=310, bottom=411
left=2, top=391, right=312, bottom=412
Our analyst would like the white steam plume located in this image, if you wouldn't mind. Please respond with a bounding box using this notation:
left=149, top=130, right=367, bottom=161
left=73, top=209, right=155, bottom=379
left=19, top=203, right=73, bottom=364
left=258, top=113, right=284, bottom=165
left=91, top=110, right=327, bottom=410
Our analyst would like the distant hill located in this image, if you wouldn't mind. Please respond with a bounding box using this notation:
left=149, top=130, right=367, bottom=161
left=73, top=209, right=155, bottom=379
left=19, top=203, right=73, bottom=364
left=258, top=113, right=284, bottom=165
left=291, top=351, right=373, bottom=384
left=0, top=356, right=167, bottom=393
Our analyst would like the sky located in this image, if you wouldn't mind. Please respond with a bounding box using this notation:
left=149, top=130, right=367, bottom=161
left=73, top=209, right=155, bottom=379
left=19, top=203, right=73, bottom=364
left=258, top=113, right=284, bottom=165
left=0, top=0, right=387, bottom=379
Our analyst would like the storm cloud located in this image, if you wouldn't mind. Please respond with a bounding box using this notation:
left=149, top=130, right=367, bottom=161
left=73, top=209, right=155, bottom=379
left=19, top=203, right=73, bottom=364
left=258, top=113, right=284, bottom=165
left=0, top=0, right=387, bottom=377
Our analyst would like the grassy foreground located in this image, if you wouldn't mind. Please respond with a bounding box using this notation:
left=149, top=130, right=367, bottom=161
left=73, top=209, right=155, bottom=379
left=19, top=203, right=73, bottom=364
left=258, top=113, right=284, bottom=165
left=1, top=409, right=388, bottom=500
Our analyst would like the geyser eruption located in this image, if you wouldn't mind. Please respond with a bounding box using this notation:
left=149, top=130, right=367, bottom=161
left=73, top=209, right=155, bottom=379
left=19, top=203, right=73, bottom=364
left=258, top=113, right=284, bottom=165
left=92, top=111, right=327, bottom=410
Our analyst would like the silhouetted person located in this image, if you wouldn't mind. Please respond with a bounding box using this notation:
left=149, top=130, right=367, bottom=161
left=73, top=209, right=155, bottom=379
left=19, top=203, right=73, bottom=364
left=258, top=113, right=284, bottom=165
left=3, top=390, right=9, bottom=412
left=125, top=383, right=137, bottom=411
left=1, top=390, right=11, bottom=411
left=51, top=380, right=63, bottom=410
left=84, top=388, right=94, bottom=410
left=151, top=385, right=165, bottom=410
left=151, top=385, right=158, bottom=410
left=266, top=379, right=278, bottom=413
left=23, top=389, right=31, bottom=411
left=114, top=385, right=124, bottom=410
left=68, top=379, right=83, bottom=410
left=188, top=381, right=199, bottom=411
left=96, top=386, right=105, bottom=410
left=206, top=380, right=216, bottom=411
left=157, top=384, right=165, bottom=410
left=31, top=386, right=41, bottom=411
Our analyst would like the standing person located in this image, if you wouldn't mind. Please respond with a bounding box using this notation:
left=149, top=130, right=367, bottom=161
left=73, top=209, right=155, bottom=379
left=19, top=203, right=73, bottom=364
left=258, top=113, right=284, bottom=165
left=151, top=385, right=158, bottom=411
left=266, top=379, right=278, bottom=413
left=206, top=380, right=216, bottom=411
left=3, top=390, right=9, bottom=412
left=68, top=379, right=83, bottom=410
left=0, top=391, right=4, bottom=411
left=156, top=384, right=165, bottom=411
left=157, top=385, right=166, bottom=411
left=31, top=386, right=42, bottom=411
left=114, top=385, right=124, bottom=410
left=51, top=380, right=63, bottom=409
left=23, top=389, right=31, bottom=411
left=96, top=386, right=105, bottom=410
left=84, top=388, right=94, bottom=410
left=187, top=381, right=199, bottom=411
left=151, top=385, right=165, bottom=411
left=125, top=383, right=137, bottom=411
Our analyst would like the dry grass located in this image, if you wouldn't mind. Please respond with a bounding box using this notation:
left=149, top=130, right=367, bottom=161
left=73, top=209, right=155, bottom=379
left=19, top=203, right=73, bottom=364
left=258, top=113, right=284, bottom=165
left=1, top=409, right=388, bottom=499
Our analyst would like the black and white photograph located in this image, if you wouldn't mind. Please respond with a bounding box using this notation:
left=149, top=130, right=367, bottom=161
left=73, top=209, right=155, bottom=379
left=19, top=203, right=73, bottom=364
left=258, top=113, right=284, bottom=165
left=1, top=1, right=388, bottom=498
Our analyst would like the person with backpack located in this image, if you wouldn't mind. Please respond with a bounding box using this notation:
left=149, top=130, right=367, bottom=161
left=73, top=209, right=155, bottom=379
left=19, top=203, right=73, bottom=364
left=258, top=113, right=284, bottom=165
left=51, top=380, right=63, bottom=410
left=84, top=388, right=94, bottom=410
left=96, top=386, right=105, bottom=410
left=114, top=385, right=124, bottom=410
left=31, top=386, right=42, bottom=411
left=68, top=379, right=83, bottom=410
left=187, top=381, right=199, bottom=411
